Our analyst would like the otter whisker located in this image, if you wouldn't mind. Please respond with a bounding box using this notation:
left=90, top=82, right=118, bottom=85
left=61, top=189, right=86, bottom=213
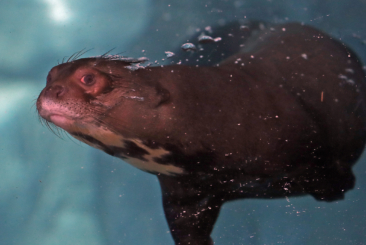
left=64, top=132, right=79, bottom=144
left=73, top=48, right=93, bottom=61
left=31, top=102, right=38, bottom=111
left=66, top=50, right=82, bottom=63
left=43, top=119, right=64, bottom=139
left=66, top=48, right=92, bottom=63
left=100, top=48, right=116, bottom=58
left=37, top=114, right=45, bottom=126
left=61, top=56, right=68, bottom=64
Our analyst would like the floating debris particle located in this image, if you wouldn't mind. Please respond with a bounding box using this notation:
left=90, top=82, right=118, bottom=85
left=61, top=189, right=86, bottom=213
left=352, top=33, right=361, bottom=39
left=205, top=26, right=212, bottom=33
left=181, top=43, right=197, bottom=51
left=165, top=51, right=175, bottom=58
left=301, top=53, right=308, bottom=60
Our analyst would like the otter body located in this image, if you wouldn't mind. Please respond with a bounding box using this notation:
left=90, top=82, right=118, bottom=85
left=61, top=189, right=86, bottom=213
left=37, top=23, right=366, bottom=245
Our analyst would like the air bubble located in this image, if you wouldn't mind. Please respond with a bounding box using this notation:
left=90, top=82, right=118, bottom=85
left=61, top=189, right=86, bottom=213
left=165, top=51, right=175, bottom=58
left=198, top=34, right=222, bottom=44
left=181, top=43, right=197, bottom=51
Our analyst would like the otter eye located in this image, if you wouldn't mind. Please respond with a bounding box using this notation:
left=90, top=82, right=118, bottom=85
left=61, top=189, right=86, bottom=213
left=81, top=74, right=95, bottom=85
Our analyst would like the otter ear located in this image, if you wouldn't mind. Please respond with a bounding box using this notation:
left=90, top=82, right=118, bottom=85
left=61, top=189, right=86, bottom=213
left=154, top=86, right=170, bottom=107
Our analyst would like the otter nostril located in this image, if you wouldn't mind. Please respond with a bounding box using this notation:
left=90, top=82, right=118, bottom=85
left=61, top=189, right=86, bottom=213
left=45, top=85, right=66, bottom=98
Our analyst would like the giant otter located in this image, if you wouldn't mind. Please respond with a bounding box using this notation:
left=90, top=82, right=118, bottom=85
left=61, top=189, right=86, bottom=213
left=37, top=22, right=366, bottom=245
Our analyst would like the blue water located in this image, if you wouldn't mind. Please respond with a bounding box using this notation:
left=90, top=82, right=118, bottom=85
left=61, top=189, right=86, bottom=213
left=1, top=0, right=366, bottom=244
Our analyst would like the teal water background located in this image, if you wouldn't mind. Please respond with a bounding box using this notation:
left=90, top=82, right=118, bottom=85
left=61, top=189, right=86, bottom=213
left=1, top=1, right=366, bottom=244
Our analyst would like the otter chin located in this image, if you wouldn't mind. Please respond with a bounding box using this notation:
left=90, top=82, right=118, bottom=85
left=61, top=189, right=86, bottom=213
left=48, top=115, right=71, bottom=127
left=37, top=22, right=366, bottom=245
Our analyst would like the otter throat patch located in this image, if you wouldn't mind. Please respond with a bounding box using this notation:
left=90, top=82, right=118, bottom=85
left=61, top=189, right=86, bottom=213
left=70, top=125, right=184, bottom=176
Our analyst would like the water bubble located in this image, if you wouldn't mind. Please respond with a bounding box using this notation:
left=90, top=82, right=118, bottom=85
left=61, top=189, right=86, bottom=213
left=338, top=74, right=348, bottom=80
left=123, top=96, right=145, bottom=101
left=198, top=34, right=218, bottom=44
left=181, top=43, right=197, bottom=51
left=214, top=37, right=222, bottom=42
left=240, top=25, right=249, bottom=31
left=102, top=55, right=149, bottom=64
left=165, top=51, right=175, bottom=58
left=137, top=57, right=149, bottom=62
left=125, top=65, right=142, bottom=71
left=125, top=62, right=151, bottom=71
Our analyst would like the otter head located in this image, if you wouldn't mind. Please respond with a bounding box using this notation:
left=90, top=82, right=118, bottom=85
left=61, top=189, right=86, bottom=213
left=36, top=57, right=185, bottom=175
left=37, top=57, right=171, bottom=137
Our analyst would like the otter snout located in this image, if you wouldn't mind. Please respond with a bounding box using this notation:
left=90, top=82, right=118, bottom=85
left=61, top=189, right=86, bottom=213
left=43, top=85, right=68, bottom=99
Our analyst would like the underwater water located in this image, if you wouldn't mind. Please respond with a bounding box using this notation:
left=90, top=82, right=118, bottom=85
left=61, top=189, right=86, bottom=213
left=1, top=0, right=366, bottom=244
